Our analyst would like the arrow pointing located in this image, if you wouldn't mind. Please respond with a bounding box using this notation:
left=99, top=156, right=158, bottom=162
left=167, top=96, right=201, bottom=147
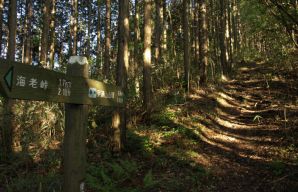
left=4, top=66, right=14, bottom=91
left=0, top=59, right=123, bottom=106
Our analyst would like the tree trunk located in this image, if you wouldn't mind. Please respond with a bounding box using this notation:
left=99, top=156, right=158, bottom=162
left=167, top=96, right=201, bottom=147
left=71, top=0, right=78, bottom=56
left=49, top=0, right=56, bottom=69
left=194, top=1, right=199, bottom=67
left=1, top=0, right=17, bottom=160
left=112, top=0, right=129, bottom=152
left=86, top=0, right=91, bottom=59
left=236, top=0, right=242, bottom=51
left=199, top=0, right=208, bottom=86
left=219, top=0, right=228, bottom=76
left=162, top=0, right=167, bottom=56
left=143, top=0, right=153, bottom=113
left=40, top=0, right=51, bottom=67
left=231, top=0, right=237, bottom=56
left=23, top=0, right=33, bottom=64
left=227, top=0, right=233, bottom=65
left=96, top=0, right=101, bottom=78
left=154, top=0, right=163, bottom=66
left=133, top=0, right=140, bottom=74
left=133, top=0, right=141, bottom=94
left=104, top=0, right=111, bottom=80
left=168, top=8, right=177, bottom=73
left=0, top=0, right=4, bottom=56
left=183, top=0, right=190, bottom=93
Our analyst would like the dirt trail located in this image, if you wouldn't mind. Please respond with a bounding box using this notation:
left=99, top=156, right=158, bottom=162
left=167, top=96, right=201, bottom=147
left=187, top=62, right=298, bottom=191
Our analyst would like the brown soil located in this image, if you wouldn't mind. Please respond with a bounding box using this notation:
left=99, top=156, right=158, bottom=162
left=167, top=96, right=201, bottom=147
left=184, top=62, right=298, bottom=191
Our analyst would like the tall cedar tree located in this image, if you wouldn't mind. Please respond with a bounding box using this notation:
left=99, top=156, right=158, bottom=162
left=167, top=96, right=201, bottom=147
left=133, top=0, right=140, bottom=85
left=49, top=0, right=56, bottom=69
left=0, top=0, right=4, bottom=55
left=219, top=0, right=228, bottom=76
left=40, top=0, right=51, bottom=67
left=162, top=0, right=167, bottom=56
left=199, top=0, right=208, bottom=86
left=104, top=0, right=111, bottom=79
left=154, top=0, right=162, bottom=66
left=96, top=0, right=101, bottom=77
left=112, top=0, right=129, bottom=152
left=143, top=0, right=153, bottom=113
left=183, top=0, right=190, bottom=93
left=71, top=0, right=78, bottom=55
left=1, top=0, right=17, bottom=159
left=23, top=0, right=33, bottom=64
left=86, top=0, right=92, bottom=58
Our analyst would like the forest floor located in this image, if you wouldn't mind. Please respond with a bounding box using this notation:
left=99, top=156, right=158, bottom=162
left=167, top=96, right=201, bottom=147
left=118, top=61, right=297, bottom=192
left=176, top=61, right=298, bottom=192
left=1, top=61, right=298, bottom=192
left=86, top=61, right=298, bottom=192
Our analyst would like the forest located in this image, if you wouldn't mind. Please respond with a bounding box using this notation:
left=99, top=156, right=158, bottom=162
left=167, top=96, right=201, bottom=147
left=0, top=0, right=297, bottom=191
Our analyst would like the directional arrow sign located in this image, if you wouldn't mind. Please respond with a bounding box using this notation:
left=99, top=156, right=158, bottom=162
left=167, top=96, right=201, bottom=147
left=4, top=66, right=13, bottom=91
left=0, top=58, right=123, bottom=106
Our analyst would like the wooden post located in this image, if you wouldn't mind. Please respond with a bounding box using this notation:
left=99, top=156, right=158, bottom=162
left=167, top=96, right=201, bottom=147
left=63, top=56, right=89, bottom=192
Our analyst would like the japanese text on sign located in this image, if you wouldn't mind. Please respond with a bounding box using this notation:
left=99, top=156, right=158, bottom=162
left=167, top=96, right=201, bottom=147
left=16, top=75, right=49, bottom=90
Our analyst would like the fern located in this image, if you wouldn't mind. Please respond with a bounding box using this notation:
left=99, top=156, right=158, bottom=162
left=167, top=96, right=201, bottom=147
left=143, top=170, right=158, bottom=189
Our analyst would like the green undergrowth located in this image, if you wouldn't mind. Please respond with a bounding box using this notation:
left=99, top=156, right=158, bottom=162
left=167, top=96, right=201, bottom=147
left=1, top=93, right=209, bottom=191
left=0, top=150, right=62, bottom=191
left=86, top=160, right=141, bottom=192
left=85, top=102, right=209, bottom=191
left=3, top=172, right=62, bottom=192
left=268, top=160, right=286, bottom=176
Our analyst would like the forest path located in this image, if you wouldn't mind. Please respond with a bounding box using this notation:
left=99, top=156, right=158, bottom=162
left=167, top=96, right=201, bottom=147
left=179, top=62, right=298, bottom=191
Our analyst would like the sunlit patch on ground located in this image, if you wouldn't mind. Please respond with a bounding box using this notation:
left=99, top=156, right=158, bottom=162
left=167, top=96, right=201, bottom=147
left=134, top=62, right=298, bottom=191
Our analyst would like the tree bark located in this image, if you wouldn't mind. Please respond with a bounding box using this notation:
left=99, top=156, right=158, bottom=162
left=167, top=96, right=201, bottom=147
left=40, top=0, right=51, bottom=67
left=1, top=0, right=17, bottom=160
left=132, top=0, right=140, bottom=94
left=0, top=0, right=4, bottom=55
left=236, top=0, right=242, bottom=51
left=227, top=0, right=233, bottom=65
left=194, top=1, right=199, bottom=67
left=49, top=0, right=56, bottom=69
left=104, top=0, right=111, bottom=79
left=133, top=0, right=140, bottom=75
left=23, top=0, right=33, bottom=64
left=70, top=0, right=78, bottom=56
left=96, top=0, right=101, bottom=78
left=162, top=0, right=167, bottom=55
left=112, top=0, right=129, bottom=152
left=143, top=0, right=153, bottom=113
left=199, top=0, right=208, bottom=86
left=183, top=0, right=190, bottom=93
left=86, top=0, right=91, bottom=59
left=232, top=0, right=238, bottom=55
left=154, top=0, right=163, bottom=66
left=219, top=0, right=228, bottom=76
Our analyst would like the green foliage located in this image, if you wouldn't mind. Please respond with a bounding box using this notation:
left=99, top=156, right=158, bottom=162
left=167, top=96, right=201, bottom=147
left=4, top=173, right=62, bottom=192
left=143, top=169, right=158, bottom=189
left=142, top=137, right=155, bottom=155
left=150, top=108, right=201, bottom=142
left=269, top=160, right=286, bottom=176
left=239, top=0, right=294, bottom=64
left=86, top=160, right=139, bottom=192
left=151, top=109, right=176, bottom=125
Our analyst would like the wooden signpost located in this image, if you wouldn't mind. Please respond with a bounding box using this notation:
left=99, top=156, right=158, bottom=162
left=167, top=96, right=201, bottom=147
left=0, top=58, right=124, bottom=106
left=0, top=56, right=123, bottom=192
